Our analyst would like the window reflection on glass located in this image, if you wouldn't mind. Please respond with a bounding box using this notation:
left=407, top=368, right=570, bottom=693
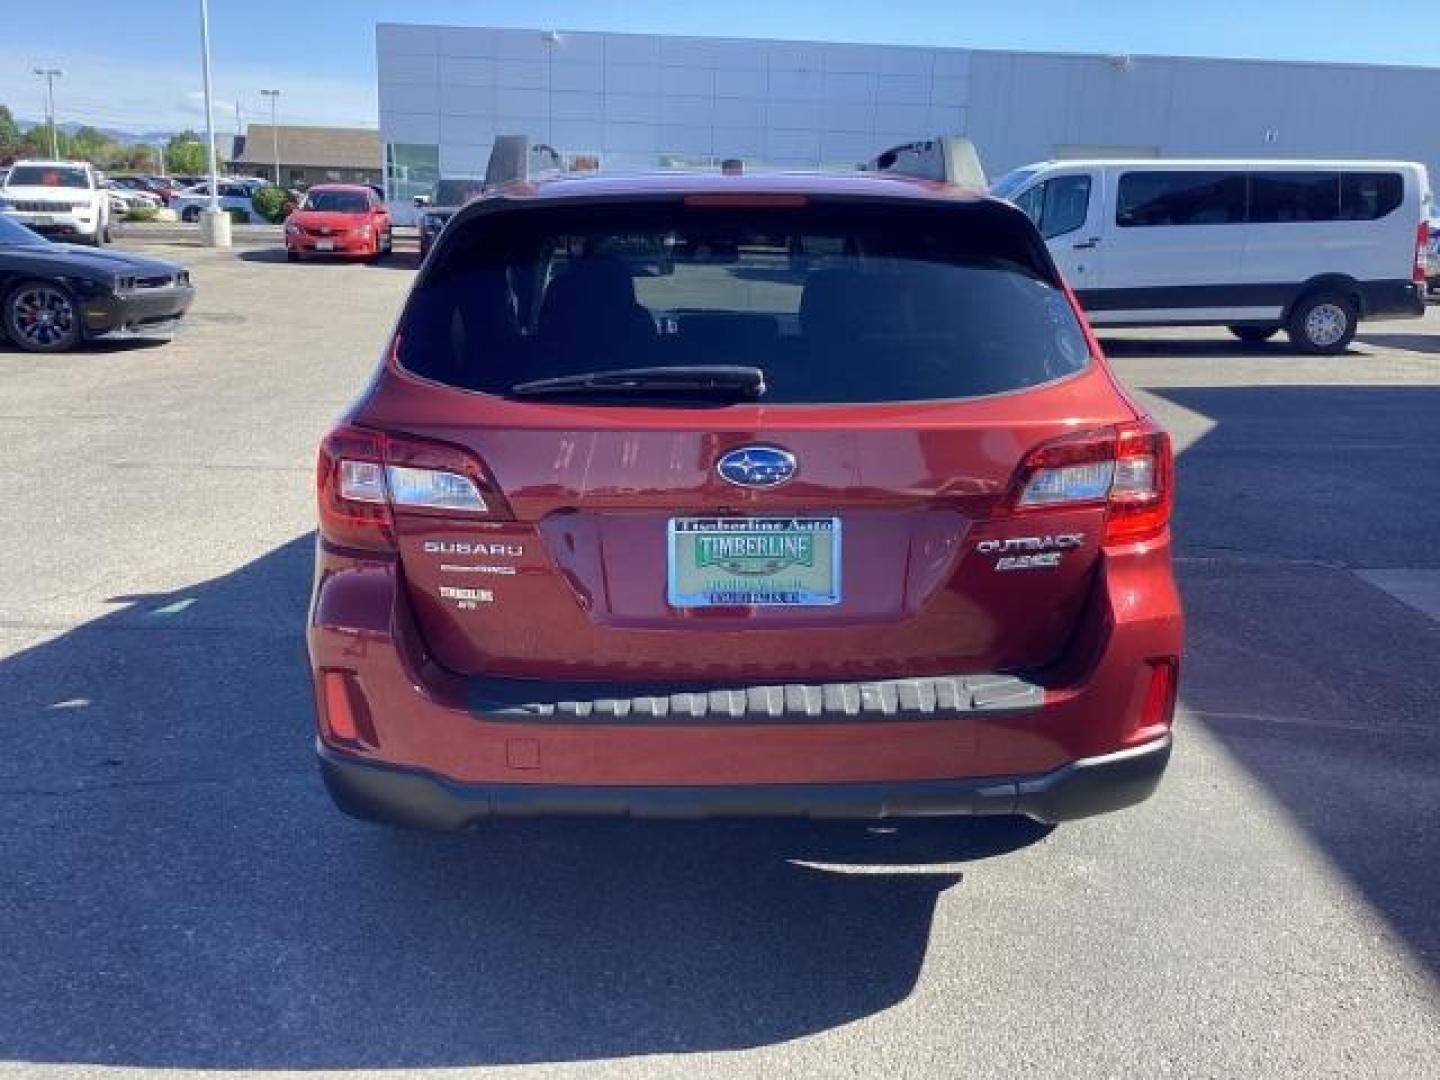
left=385, top=144, right=439, bottom=202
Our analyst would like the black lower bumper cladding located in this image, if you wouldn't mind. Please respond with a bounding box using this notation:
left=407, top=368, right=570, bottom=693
left=318, top=734, right=1172, bottom=830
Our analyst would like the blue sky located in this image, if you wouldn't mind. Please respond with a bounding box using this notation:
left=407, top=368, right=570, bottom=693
left=4, top=0, right=1437, bottom=134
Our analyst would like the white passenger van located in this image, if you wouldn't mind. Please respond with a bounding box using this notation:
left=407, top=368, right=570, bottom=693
left=990, top=160, right=1432, bottom=353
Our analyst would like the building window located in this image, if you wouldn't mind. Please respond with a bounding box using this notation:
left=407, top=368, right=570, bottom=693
left=385, top=143, right=439, bottom=202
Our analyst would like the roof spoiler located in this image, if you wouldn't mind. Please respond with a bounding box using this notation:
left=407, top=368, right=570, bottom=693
left=484, top=136, right=565, bottom=188
left=862, top=136, right=987, bottom=189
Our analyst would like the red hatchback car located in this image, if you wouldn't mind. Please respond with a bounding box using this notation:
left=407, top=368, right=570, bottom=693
left=308, top=171, right=1182, bottom=829
left=285, top=184, right=393, bottom=261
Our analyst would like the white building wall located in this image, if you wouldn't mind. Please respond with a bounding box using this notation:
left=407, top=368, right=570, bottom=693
left=964, top=50, right=1440, bottom=177
left=378, top=24, right=1440, bottom=217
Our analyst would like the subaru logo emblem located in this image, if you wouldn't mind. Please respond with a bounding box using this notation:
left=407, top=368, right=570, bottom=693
left=716, top=445, right=797, bottom=488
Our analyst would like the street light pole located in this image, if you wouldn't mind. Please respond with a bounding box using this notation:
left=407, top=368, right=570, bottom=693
left=32, top=68, right=62, bottom=158
left=196, top=0, right=229, bottom=246
left=260, top=89, right=281, bottom=185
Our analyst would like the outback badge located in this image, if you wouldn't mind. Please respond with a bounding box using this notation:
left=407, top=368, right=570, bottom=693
left=978, top=533, right=1085, bottom=571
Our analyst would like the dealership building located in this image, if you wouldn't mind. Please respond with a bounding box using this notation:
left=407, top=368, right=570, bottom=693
left=377, top=22, right=1440, bottom=216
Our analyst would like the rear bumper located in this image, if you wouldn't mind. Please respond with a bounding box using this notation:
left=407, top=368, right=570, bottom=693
left=308, top=532, right=1183, bottom=821
left=3, top=212, right=98, bottom=238
left=289, top=236, right=372, bottom=255
left=1358, top=280, right=1425, bottom=321
left=319, top=733, right=1171, bottom=828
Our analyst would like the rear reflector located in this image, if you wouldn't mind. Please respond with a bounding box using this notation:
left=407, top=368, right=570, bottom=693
left=1130, top=657, right=1179, bottom=744
left=1415, top=221, right=1430, bottom=286
left=1008, top=419, right=1174, bottom=544
left=322, top=670, right=360, bottom=743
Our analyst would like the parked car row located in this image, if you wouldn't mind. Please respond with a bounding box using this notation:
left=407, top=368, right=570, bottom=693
left=102, top=180, right=163, bottom=216
left=107, top=175, right=182, bottom=206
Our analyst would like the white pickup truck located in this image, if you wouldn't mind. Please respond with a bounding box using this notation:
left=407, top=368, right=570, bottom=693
left=0, top=160, right=111, bottom=246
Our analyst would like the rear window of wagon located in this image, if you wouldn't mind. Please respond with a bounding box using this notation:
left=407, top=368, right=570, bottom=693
left=398, top=200, right=1090, bottom=405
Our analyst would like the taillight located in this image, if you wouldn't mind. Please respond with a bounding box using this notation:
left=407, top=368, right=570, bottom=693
left=1415, top=221, right=1430, bottom=286
left=316, top=424, right=511, bottom=552
left=1009, top=419, right=1173, bottom=545
left=381, top=428, right=509, bottom=517
left=1106, top=421, right=1174, bottom=543
left=318, top=426, right=394, bottom=551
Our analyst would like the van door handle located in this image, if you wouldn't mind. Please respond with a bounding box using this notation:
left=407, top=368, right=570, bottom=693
left=1072, top=237, right=1101, bottom=250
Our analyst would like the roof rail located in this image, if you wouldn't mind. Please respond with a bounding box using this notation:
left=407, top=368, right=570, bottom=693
left=863, top=136, right=987, bottom=189
left=484, top=136, right=566, bottom=189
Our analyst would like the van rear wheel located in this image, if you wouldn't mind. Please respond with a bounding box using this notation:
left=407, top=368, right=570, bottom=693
left=1286, top=292, right=1357, bottom=355
left=1228, top=325, right=1279, bottom=344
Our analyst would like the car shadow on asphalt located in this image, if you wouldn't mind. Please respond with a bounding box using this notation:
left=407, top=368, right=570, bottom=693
left=234, top=246, right=292, bottom=264
left=1102, top=328, right=1439, bottom=360
left=235, top=247, right=420, bottom=271
left=1099, top=335, right=1305, bottom=359
left=1151, top=384, right=1440, bottom=981
left=1354, top=332, right=1440, bottom=355
left=0, top=533, right=1048, bottom=1070
left=0, top=336, right=173, bottom=356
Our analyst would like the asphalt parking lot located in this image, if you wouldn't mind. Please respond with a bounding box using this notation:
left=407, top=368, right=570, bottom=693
left=1, top=236, right=1437, bottom=1079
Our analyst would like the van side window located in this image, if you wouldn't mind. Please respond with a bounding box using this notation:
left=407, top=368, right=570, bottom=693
left=1250, top=172, right=1340, bottom=223
left=1012, top=175, right=1091, bottom=239
left=1012, top=184, right=1043, bottom=225
left=1340, top=173, right=1403, bottom=221
left=1041, top=175, right=1091, bottom=238
left=1117, top=172, right=1245, bottom=227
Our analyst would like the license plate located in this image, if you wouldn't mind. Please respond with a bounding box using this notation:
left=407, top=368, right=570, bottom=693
left=667, top=517, right=842, bottom=607
left=315, top=239, right=334, bottom=251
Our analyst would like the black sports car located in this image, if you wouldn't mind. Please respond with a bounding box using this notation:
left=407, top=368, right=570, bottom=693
left=0, top=214, right=195, bottom=352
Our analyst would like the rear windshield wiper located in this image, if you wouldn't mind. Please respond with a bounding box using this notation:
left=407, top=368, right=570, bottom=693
left=509, top=365, right=766, bottom=401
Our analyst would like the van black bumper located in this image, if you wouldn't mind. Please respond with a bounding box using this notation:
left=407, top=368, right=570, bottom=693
left=1358, top=280, right=1425, bottom=320
left=317, top=734, right=1171, bottom=829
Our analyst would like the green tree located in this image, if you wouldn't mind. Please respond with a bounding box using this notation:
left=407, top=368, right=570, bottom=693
left=23, top=120, right=70, bottom=159
left=0, top=105, right=22, bottom=155
left=110, top=144, right=155, bottom=172
left=166, top=130, right=208, bottom=175
left=68, top=125, right=113, bottom=164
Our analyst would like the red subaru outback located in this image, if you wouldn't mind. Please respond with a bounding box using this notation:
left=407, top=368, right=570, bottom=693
left=308, top=171, right=1181, bottom=829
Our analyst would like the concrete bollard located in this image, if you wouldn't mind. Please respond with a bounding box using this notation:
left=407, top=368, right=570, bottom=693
left=199, top=208, right=232, bottom=248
